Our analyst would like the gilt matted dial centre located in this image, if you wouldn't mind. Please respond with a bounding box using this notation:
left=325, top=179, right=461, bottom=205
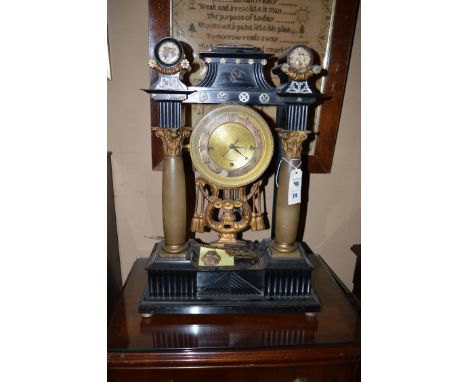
left=208, top=122, right=256, bottom=170
left=190, top=105, right=274, bottom=187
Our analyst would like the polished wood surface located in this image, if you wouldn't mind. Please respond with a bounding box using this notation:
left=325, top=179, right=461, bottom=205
left=148, top=0, right=360, bottom=174
left=108, top=253, right=360, bottom=381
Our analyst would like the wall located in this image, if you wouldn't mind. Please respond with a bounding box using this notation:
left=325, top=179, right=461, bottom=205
left=108, top=0, right=360, bottom=289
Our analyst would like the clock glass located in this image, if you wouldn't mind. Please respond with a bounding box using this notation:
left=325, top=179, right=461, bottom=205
left=190, top=105, right=273, bottom=187
left=288, top=46, right=311, bottom=73
left=157, top=40, right=181, bottom=65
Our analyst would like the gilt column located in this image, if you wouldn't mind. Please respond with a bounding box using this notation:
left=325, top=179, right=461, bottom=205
left=153, top=127, right=192, bottom=255
left=271, top=129, right=310, bottom=253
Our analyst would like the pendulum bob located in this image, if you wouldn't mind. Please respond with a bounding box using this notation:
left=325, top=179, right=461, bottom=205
left=271, top=130, right=310, bottom=255
left=205, top=199, right=251, bottom=246
left=192, top=180, right=264, bottom=242
left=204, top=196, right=252, bottom=246
left=153, top=127, right=192, bottom=256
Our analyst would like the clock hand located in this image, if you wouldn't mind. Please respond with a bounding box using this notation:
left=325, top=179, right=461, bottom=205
left=233, top=147, right=248, bottom=160
left=224, top=140, right=243, bottom=157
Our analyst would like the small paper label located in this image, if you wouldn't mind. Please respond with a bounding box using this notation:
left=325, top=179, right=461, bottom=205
left=288, top=169, right=302, bottom=205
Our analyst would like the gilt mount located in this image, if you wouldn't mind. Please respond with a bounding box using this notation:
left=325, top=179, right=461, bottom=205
left=152, top=127, right=192, bottom=156
left=277, top=129, right=311, bottom=159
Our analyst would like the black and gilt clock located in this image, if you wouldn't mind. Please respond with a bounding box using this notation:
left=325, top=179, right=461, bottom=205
left=139, top=38, right=323, bottom=315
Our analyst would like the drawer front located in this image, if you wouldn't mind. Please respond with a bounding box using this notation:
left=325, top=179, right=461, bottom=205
left=109, top=362, right=359, bottom=382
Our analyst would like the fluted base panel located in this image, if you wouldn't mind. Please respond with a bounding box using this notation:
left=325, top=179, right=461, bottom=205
left=138, top=240, right=321, bottom=315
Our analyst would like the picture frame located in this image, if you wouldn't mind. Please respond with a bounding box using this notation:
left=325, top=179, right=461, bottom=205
left=148, top=0, right=359, bottom=173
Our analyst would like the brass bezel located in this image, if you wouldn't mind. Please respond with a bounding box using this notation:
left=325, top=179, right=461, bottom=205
left=190, top=105, right=274, bottom=187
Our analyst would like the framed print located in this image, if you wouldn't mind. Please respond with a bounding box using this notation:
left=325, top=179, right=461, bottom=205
left=148, top=0, right=359, bottom=173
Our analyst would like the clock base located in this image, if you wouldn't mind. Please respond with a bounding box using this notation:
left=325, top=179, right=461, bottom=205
left=138, top=240, right=321, bottom=315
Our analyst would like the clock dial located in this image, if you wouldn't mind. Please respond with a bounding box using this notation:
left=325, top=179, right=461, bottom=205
left=208, top=123, right=256, bottom=170
left=288, top=46, right=312, bottom=73
left=157, top=40, right=181, bottom=65
left=190, top=105, right=273, bottom=187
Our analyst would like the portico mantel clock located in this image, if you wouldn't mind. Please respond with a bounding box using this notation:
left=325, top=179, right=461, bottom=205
left=139, top=39, right=323, bottom=316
